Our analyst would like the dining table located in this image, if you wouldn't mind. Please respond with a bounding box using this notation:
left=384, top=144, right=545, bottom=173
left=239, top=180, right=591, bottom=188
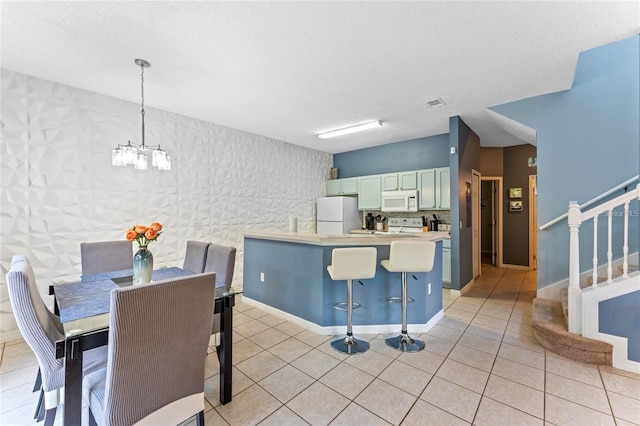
left=50, top=267, right=240, bottom=426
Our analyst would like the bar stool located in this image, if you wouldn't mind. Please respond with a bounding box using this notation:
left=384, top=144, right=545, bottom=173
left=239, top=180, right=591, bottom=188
left=327, top=247, right=377, bottom=355
left=381, top=240, right=436, bottom=352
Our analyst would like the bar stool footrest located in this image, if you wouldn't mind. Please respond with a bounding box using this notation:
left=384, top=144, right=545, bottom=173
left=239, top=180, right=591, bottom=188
left=386, top=297, right=414, bottom=304
left=385, top=333, right=425, bottom=353
left=331, top=335, right=369, bottom=354
left=333, top=302, right=361, bottom=311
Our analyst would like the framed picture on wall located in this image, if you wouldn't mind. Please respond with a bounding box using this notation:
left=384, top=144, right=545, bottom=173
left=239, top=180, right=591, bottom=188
left=509, top=187, right=522, bottom=198
left=509, top=200, right=523, bottom=212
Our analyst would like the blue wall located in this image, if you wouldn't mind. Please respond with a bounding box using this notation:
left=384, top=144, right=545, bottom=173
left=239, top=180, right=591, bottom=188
left=490, top=35, right=640, bottom=288
left=599, top=290, right=640, bottom=362
left=333, top=134, right=449, bottom=178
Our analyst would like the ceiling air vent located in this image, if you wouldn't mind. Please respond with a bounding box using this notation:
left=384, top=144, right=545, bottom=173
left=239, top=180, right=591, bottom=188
left=425, top=98, right=445, bottom=109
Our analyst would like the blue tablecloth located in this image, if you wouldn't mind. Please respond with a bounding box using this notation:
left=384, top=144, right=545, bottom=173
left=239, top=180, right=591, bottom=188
left=54, top=267, right=194, bottom=323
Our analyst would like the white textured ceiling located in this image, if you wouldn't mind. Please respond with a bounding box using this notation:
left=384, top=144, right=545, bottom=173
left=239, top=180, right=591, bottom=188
left=1, top=1, right=638, bottom=153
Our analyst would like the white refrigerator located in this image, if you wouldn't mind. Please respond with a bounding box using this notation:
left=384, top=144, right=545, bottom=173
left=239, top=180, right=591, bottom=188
left=316, top=196, right=362, bottom=234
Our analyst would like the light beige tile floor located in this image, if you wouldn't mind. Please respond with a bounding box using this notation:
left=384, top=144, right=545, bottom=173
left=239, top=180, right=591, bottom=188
left=2, top=265, right=640, bottom=425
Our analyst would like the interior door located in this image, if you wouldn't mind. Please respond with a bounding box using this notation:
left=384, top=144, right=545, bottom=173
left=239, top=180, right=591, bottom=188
left=472, top=170, right=481, bottom=278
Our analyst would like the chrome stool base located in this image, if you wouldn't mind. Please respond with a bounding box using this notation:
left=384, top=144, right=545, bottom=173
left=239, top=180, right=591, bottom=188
left=331, top=335, right=370, bottom=355
left=385, top=333, right=425, bottom=353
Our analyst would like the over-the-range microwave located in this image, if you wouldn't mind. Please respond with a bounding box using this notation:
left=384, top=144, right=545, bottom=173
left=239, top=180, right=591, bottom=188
left=381, top=190, right=418, bottom=212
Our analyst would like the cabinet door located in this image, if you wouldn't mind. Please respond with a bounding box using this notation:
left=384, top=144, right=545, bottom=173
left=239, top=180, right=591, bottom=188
left=436, top=168, right=451, bottom=209
left=381, top=173, right=398, bottom=191
left=418, top=169, right=436, bottom=209
left=399, top=172, right=417, bottom=190
left=357, top=175, right=382, bottom=210
left=341, top=178, right=358, bottom=195
left=326, top=180, right=341, bottom=196
left=442, top=247, right=451, bottom=284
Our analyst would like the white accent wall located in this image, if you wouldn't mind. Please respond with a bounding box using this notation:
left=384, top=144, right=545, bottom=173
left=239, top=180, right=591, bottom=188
left=0, top=69, right=332, bottom=341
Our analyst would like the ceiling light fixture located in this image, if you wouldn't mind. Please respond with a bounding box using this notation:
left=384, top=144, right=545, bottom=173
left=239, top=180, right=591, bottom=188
left=318, top=120, right=382, bottom=139
left=112, top=59, right=171, bottom=171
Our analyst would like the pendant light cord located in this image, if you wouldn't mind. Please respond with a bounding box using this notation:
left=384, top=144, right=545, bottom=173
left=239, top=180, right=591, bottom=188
left=140, top=63, right=146, bottom=149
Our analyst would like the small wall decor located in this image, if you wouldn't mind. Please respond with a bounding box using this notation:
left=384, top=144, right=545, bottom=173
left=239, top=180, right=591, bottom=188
left=509, top=187, right=522, bottom=198
left=509, top=200, right=523, bottom=212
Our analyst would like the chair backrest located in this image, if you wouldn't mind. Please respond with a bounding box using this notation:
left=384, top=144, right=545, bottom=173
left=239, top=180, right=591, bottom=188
left=385, top=240, right=436, bottom=272
left=5, top=255, right=64, bottom=392
left=204, top=243, right=236, bottom=289
left=81, top=241, right=133, bottom=275
left=102, top=272, right=216, bottom=425
left=327, top=247, right=377, bottom=281
left=183, top=240, right=210, bottom=273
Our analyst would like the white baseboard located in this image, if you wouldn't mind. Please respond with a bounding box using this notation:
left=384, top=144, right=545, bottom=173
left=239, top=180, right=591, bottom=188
left=537, top=281, right=567, bottom=302
left=460, top=278, right=474, bottom=296
left=241, top=296, right=444, bottom=336
left=501, top=263, right=530, bottom=271
left=538, top=252, right=639, bottom=302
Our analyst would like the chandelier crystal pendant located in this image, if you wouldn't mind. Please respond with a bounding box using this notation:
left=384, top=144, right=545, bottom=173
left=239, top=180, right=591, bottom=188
left=112, top=59, right=171, bottom=171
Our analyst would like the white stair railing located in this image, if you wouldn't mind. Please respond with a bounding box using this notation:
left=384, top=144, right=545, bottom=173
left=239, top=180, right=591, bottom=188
left=566, top=183, right=640, bottom=334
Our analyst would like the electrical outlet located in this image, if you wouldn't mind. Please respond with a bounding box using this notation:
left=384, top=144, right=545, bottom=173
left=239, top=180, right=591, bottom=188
left=428, top=283, right=431, bottom=295
left=260, top=272, right=264, bottom=282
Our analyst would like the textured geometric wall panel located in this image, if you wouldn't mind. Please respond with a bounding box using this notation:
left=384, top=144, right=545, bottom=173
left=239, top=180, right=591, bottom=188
left=0, top=69, right=332, bottom=341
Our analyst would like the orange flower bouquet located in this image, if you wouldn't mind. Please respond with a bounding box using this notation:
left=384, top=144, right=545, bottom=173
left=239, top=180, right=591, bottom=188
left=126, top=222, right=163, bottom=248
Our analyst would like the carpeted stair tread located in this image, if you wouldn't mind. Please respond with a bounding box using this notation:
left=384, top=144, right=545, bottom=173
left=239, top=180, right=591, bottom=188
left=532, top=297, right=612, bottom=365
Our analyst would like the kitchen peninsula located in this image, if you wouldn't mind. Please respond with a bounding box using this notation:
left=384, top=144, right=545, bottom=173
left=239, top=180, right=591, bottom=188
left=242, top=230, right=449, bottom=335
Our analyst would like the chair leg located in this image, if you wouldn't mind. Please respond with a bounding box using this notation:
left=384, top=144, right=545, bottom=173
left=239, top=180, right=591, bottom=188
left=33, top=368, right=42, bottom=392
left=331, top=279, right=369, bottom=355
left=43, top=407, right=57, bottom=426
left=385, top=272, right=425, bottom=352
left=34, top=389, right=44, bottom=421
left=195, top=410, right=205, bottom=426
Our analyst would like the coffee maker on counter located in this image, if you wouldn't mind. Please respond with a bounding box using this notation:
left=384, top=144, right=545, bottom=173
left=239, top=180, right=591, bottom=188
left=365, top=213, right=375, bottom=231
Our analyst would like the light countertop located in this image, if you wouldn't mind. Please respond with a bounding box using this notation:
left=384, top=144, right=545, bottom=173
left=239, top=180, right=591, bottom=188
left=242, top=230, right=450, bottom=246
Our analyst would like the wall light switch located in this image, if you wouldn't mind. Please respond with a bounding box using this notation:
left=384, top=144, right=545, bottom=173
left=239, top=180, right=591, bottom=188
left=260, top=272, right=264, bottom=282
left=450, top=147, right=457, bottom=155
left=428, top=283, right=431, bottom=295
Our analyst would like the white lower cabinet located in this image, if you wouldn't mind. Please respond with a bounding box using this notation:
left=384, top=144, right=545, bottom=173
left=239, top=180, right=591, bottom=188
left=442, top=238, right=451, bottom=285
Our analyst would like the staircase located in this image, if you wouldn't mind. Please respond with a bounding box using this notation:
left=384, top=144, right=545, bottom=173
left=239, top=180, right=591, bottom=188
left=532, top=182, right=640, bottom=372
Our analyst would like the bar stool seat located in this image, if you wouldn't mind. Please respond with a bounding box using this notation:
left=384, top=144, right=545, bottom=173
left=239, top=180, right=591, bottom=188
left=327, top=247, right=377, bottom=355
left=381, top=240, right=436, bottom=352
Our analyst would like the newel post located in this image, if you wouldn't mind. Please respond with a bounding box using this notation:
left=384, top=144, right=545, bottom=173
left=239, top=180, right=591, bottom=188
left=567, top=201, right=582, bottom=334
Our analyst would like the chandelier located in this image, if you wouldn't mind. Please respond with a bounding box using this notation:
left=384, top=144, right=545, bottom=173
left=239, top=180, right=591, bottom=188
left=112, top=59, right=171, bottom=171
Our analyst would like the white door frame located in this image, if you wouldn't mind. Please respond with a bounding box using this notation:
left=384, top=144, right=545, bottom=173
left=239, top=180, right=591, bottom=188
left=529, top=174, right=538, bottom=270
left=472, top=170, right=481, bottom=278
left=481, top=176, right=503, bottom=268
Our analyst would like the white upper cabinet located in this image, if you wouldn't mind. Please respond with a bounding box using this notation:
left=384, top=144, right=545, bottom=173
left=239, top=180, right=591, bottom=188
left=357, top=175, right=382, bottom=210
left=327, top=167, right=450, bottom=211
left=418, top=169, right=436, bottom=209
left=381, top=173, right=399, bottom=191
left=436, top=167, right=451, bottom=209
left=398, top=171, right=418, bottom=190
left=326, top=178, right=357, bottom=196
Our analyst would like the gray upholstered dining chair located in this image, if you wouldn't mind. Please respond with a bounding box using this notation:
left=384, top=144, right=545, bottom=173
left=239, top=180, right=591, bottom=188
left=204, top=243, right=236, bottom=334
left=82, top=272, right=216, bottom=426
left=183, top=240, right=210, bottom=273
left=81, top=240, right=133, bottom=275
left=5, top=255, right=107, bottom=426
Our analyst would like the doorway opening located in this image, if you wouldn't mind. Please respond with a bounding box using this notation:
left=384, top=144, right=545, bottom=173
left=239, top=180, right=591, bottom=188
left=480, top=177, right=503, bottom=267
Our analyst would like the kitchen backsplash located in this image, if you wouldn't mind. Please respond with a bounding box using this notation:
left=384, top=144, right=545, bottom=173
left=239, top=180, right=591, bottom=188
left=361, top=210, right=451, bottom=229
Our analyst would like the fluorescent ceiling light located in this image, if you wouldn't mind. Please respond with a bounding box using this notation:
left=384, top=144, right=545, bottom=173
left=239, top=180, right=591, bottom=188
left=318, top=120, right=382, bottom=139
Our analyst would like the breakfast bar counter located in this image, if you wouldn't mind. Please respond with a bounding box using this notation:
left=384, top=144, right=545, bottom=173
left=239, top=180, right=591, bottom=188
left=242, top=230, right=447, bottom=335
